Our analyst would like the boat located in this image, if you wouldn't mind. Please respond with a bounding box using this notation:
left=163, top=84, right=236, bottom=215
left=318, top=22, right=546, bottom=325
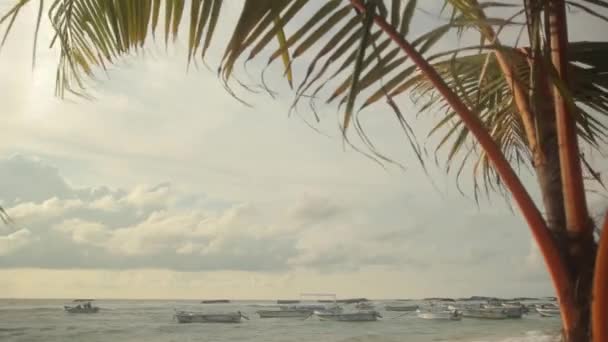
left=201, top=299, right=230, bottom=304
left=356, top=302, right=375, bottom=310
left=416, top=307, right=462, bottom=321
left=337, top=298, right=368, bottom=304
left=277, top=300, right=300, bottom=304
left=462, top=307, right=510, bottom=319
left=536, top=304, right=560, bottom=317
left=257, top=307, right=313, bottom=319
left=315, top=310, right=381, bottom=322
left=491, top=305, right=524, bottom=318
left=385, top=304, right=418, bottom=312
left=174, top=310, right=247, bottom=323
left=292, top=304, right=327, bottom=311
left=64, top=301, right=99, bottom=314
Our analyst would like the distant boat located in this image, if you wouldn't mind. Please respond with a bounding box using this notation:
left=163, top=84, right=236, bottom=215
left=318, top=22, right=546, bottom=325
left=292, top=304, right=327, bottom=311
left=72, top=299, right=95, bottom=302
left=201, top=300, right=230, bottom=304
left=337, top=298, right=367, bottom=304
left=423, top=297, right=455, bottom=302
left=315, top=310, right=380, bottom=322
left=416, top=308, right=462, bottom=321
left=497, top=304, right=526, bottom=317
left=356, top=302, right=375, bottom=310
left=174, top=310, right=247, bottom=323
left=64, top=302, right=99, bottom=314
left=385, top=304, right=418, bottom=312
left=277, top=300, right=300, bottom=304
left=536, top=304, right=560, bottom=317
left=462, top=307, right=510, bottom=319
left=256, top=308, right=312, bottom=319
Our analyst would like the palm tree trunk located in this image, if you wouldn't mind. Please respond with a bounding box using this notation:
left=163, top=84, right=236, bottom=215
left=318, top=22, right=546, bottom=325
left=547, top=1, right=596, bottom=340
left=592, top=214, right=608, bottom=342
left=534, top=105, right=566, bottom=235
left=348, top=0, right=576, bottom=330
left=523, top=43, right=566, bottom=237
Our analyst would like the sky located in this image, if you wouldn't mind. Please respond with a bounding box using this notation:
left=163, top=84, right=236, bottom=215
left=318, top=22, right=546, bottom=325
left=0, top=1, right=606, bottom=300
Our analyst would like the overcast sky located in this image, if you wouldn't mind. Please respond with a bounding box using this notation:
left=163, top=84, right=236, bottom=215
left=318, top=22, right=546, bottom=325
left=0, top=1, right=606, bottom=300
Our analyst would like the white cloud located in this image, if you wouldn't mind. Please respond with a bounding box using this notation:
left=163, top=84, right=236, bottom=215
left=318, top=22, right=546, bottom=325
left=53, top=219, right=110, bottom=246
left=0, top=229, right=32, bottom=256
left=9, top=197, right=85, bottom=223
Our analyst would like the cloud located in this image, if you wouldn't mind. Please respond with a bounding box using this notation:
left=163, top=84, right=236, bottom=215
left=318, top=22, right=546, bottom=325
left=0, top=154, right=553, bottom=297
left=0, top=229, right=32, bottom=256
left=53, top=219, right=110, bottom=246
left=286, top=194, right=344, bottom=223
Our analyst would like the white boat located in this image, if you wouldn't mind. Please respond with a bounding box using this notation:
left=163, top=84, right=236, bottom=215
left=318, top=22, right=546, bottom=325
left=536, top=306, right=560, bottom=317
left=484, top=305, right=523, bottom=318
left=64, top=302, right=99, bottom=314
left=385, top=304, right=418, bottom=312
left=174, top=310, right=248, bottom=323
left=315, top=310, right=381, bottom=322
left=462, top=307, right=510, bottom=319
left=416, top=309, right=462, bottom=321
left=256, top=308, right=313, bottom=318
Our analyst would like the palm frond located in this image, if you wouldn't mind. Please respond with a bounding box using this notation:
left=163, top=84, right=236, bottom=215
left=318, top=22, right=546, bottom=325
left=1, top=0, right=608, bottom=200
left=391, top=42, right=608, bottom=199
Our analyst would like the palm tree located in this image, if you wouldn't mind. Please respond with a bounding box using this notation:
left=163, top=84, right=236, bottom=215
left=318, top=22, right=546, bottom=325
left=2, top=1, right=608, bottom=340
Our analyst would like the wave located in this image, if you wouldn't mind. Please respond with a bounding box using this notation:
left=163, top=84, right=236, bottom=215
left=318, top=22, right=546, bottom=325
left=472, top=330, right=560, bottom=342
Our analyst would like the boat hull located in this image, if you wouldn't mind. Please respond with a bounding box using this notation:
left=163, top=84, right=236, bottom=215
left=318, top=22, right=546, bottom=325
left=536, top=308, right=560, bottom=317
left=256, top=310, right=312, bottom=318
left=64, top=306, right=99, bottom=314
left=385, top=305, right=418, bottom=312
left=175, top=312, right=242, bottom=323
left=462, top=309, right=509, bottom=319
left=417, top=311, right=462, bottom=321
left=315, top=312, right=379, bottom=322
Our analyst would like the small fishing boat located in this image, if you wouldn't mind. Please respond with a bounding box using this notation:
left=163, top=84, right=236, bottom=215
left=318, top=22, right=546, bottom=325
left=201, top=299, right=230, bottom=304
left=337, top=298, right=368, bottom=304
left=385, top=304, right=419, bottom=312
left=64, top=301, right=99, bottom=314
left=462, top=307, right=510, bottom=319
left=356, top=302, right=375, bottom=310
left=416, top=309, right=462, bottom=321
left=536, top=305, right=560, bottom=317
left=315, top=310, right=381, bottom=322
left=484, top=305, right=523, bottom=318
left=292, top=304, right=327, bottom=311
left=257, top=307, right=313, bottom=319
left=174, top=310, right=248, bottom=323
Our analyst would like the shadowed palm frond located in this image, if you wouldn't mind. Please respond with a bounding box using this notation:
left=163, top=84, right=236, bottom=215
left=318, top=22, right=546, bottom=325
left=0, top=205, right=13, bottom=225
left=386, top=42, right=608, bottom=200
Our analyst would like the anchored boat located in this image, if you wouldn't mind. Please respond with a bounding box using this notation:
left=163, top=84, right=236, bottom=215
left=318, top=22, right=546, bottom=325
left=535, top=304, right=560, bottom=317
left=356, top=302, right=375, bottom=310
left=174, top=310, right=248, bottom=323
left=315, top=310, right=381, bottom=322
left=64, top=301, right=99, bottom=314
left=462, top=306, right=510, bottom=319
left=385, top=304, right=419, bottom=312
left=416, top=308, right=462, bottom=321
left=256, top=306, right=313, bottom=319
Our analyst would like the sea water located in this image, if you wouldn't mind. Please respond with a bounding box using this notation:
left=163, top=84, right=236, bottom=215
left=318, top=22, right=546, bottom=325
left=0, top=299, right=561, bottom=342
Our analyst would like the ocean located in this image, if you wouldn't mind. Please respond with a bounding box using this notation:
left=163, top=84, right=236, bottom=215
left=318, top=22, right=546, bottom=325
left=0, top=299, right=561, bottom=342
